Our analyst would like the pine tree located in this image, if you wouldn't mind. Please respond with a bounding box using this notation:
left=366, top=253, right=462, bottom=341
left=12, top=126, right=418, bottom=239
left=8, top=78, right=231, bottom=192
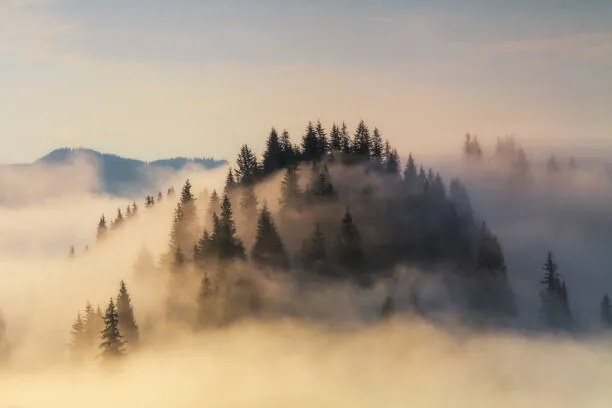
left=300, top=223, right=327, bottom=268
left=113, top=208, right=124, bottom=229
left=235, top=144, right=259, bottom=185
left=307, top=164, right=336, bottom=199
left=209, top=195, right=246, bottom=261
left=336, top=209, right=364, bottom=274
left=329, top=124, right=342, bottom=151
left=279, top=166, right=302, bottom=210
left=251, top=204, right=289, bottom=269
left=403, top=154, right=418, bottom=193
left=315, top=120, right=329, bottom=156
left=280, top=130, right=296, bottom=167
left=540, top=252, right=573, bottom=330
left=70, top=313, right=88, bottom=360
left=99, top=299, right=125, bottom=361
left=601, top=295, right=612, bottom=329
left=168, top=179, right=199, bottom=260
left=370, top=128, right=383, bottom=165
left=352, top=120, right=371, bottom=157
left=224, top=168, right=237, bottom=195
left=339, top=122, right=351, bottom=154
left=383, top=142, right=400, bottom=176
left=380, top=295, right=396, bottom=320
left=131, top=201, right=138, bottom=215
left=301, top=121, right=320, bottom=161
left=205, top=190, right=221, bottom=230
left=83, top=302, right=103, bottom=348
left=116, top=281, right=139, bottom=348
left=449, top=178, right=473, bottom=219
left=263, top=128, right=284, bottom=175
left=97, top=215, right=108, bottom=241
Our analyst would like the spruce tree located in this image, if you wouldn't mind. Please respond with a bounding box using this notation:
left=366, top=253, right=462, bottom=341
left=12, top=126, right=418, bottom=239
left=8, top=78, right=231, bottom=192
left=113, top=208, right=124, bottom=229
left=301, top=121, right=320, bottom=161
left=251, top=204, right=289, bottom=269
left=540, top=252, right=573, bottom=330
left=601, top=295, right=612, bottom=329
left=224, top=168, right=237, bottom=195
left=99, top=299, right=125, bottom=361
left=383, top=142, right=400, bottom=176
left=403, top=154, right=418, bottom=193
left=205, top=190, right=221, bottom=230
left=330, top=124, right=342, bottom=151
left=308, top=164, right=336, bottom=199
left=83, top=302, right=103, bottom=349
left=97, top=215, right=108, bottom=241
left=70, top=313, right=88, bottom=360
left=300, top=223, right=327, bottom=269
left=116, top=281, right=139, bottom=348
left=279, top=166, right=302, bottom=210
left=210, top=195, right=246, bottom=261
left=370, top=128, right=383, bottom=165
left=352, top=120, right=371, bottom=157
left=168, top=179, right=199, bottom=260
left=235, top=144, right=259, bottom=184
left=263, top=128, right=284, bottom=175
left=315, top=120, right=329, bottom=155
left=336, top=209, right=364, bottom=273
left=339, top=122, right=351, bottom=154
left=280, top=130, right=296, bottom=167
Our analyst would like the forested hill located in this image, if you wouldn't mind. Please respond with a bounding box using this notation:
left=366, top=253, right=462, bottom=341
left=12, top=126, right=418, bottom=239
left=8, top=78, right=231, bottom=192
left=33, top=148, right=227, bottom=196
left=92, top=121, right=518, bottom=335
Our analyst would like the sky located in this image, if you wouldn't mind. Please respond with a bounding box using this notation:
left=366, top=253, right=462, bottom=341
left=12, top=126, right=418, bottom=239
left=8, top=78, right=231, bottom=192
left=1, top=0, right=611, bottom=163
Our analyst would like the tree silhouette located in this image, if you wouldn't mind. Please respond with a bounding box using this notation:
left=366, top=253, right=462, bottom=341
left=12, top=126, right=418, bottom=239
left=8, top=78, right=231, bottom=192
left=251, top=204, right=289, bottom=269
left=99, top=299, right=125, bottom=361
left=235, top=144, right=259, bottom=184
left=116, top=281, right=139, bottom=348
left=263, top=128, right=284, bottom=175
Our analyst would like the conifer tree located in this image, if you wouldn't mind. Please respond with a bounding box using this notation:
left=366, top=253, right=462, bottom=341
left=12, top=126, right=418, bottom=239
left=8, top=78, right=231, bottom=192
left=112, top=208, right=124, bottom=229
left=449, top=178, right=473, bottom=219
left=251, top=204, right=289, bottom=269
left=380, top=295, right=396, bottom=320
left=205, top=190, right=221, bottom=230
left=339, top=122, right=351, bottom=154
left=116, top=281, right=139, bottom=348
left=300, top=223, right=327, bottom=268
left=131, top=201, right=138, bottom=215
left=224, top=168, right=237, bottom=195
left=133, top=247, right=156, bottom=280
left=70, top=313, right=88, bottom=360
left=403, top=154, right=418, bottom=192
left=83, top=302, right=103, bottom=348
left=352, top=120, right=371, bottom=157
left=208, top=195, right=246, bottom=261
left=329, top=124, right=342, bottom=151
left=308, top=164, right=336, bottom=199
left=96, top=215, right=108, bottom=240
left=539, top=252, right=573, bottom=330
left=235, top=144, right=259, bottom=184
left=280, top=130, right=296, bottom=167
left=336, top=209, right=364, bottom=273
left=383, top=141, right=400, bottom=175
left=601, top=295, right=612, bottom=329
left=99, top=299, right=125, bottom=361
left=263, top=128, right=284, bottom=175
left=301, top=121, right=320, bottom=161
left=168, top=179, right=199, bottom=260
left=370, top=128, right=383, bottom=165
left=315, top=120, right=329, bottom=155
left=279, top=166, right=302, bottom=210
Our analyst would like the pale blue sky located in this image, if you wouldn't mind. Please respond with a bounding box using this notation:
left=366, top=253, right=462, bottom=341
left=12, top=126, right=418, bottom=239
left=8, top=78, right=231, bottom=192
left=1, top=0, right=610, bottom=162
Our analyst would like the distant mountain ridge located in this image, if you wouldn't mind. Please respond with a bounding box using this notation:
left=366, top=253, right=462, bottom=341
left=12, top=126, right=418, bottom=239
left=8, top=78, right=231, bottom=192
left=30, top=148, right=227, bottom=196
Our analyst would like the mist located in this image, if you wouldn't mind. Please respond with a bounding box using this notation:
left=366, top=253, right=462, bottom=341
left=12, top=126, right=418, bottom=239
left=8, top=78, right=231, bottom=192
left=1, top=141, right=612, bottom=407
